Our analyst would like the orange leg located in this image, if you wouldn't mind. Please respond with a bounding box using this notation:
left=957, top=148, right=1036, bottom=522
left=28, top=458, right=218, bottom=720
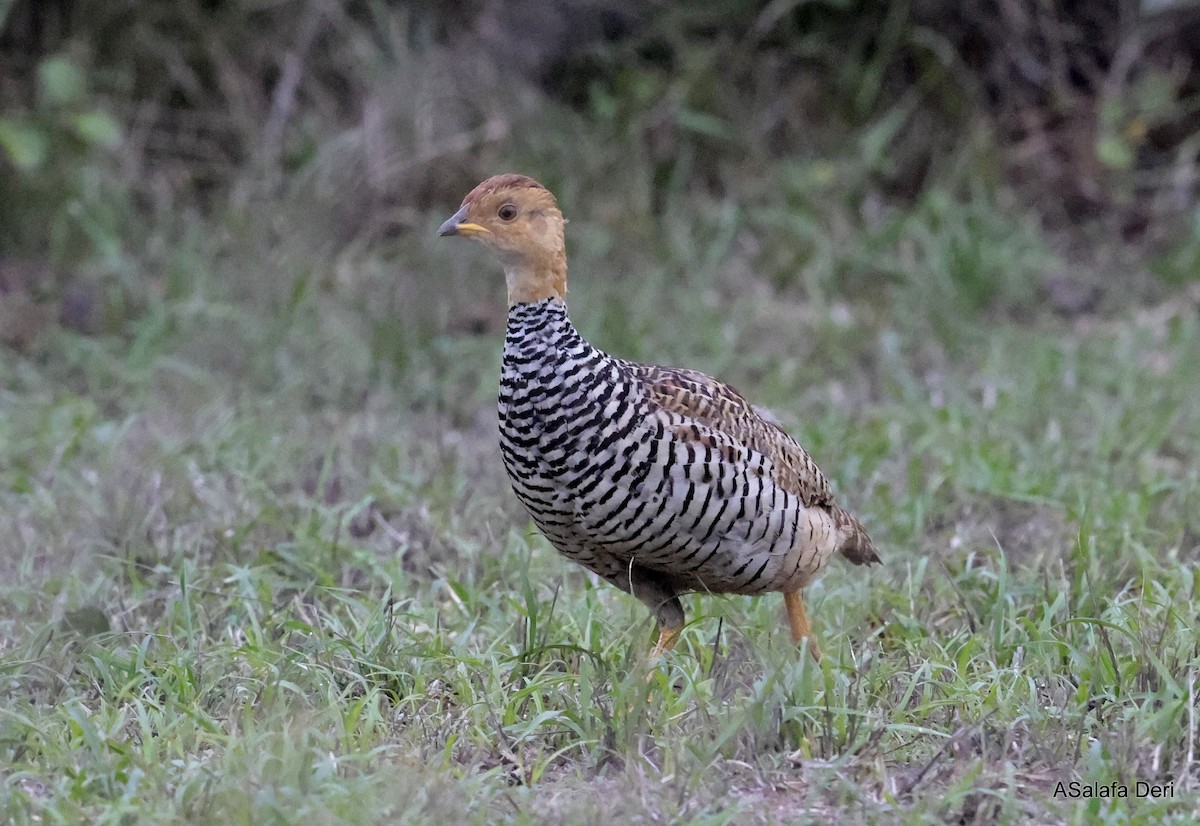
left=784, top=590, right=822, bottom=661
left=648, top=623, right=682, bottom=662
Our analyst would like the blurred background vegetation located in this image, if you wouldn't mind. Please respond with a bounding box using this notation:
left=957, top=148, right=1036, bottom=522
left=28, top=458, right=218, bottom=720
left=2, top=0, right=1199, bottom=361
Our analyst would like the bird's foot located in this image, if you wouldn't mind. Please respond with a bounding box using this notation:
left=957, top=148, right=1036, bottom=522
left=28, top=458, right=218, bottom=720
left=646, top=625, right=682, bottom=672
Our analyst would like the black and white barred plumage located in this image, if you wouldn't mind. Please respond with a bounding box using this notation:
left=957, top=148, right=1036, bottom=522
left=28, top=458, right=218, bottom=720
left=497, top=299, right=875, bottom=633
left=440, top=173, right=879, bottom=659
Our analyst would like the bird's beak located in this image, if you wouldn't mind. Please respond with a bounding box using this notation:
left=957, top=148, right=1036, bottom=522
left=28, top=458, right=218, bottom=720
left=438, top=206, right=491, bottom=238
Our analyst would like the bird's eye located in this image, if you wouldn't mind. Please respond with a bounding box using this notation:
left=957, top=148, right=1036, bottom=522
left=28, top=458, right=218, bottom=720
left=498, top=204, right=518, bottom=221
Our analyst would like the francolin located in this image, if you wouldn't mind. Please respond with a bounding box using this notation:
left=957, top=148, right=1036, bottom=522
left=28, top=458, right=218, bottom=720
left=438, top=174, right=880, bottom=662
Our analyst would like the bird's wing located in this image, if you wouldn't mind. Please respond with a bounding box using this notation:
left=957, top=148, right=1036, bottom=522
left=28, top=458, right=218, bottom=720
left=623, top=362, right=835, bottom=509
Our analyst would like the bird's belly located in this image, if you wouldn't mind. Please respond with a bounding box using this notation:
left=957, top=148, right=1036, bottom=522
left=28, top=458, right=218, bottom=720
left=501, top=409, right=834, bottom=596
left=574, top=459, right=809, bottom=595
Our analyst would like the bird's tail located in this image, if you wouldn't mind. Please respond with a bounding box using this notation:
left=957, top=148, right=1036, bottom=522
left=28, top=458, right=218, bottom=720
left=834, top=507, right=881, bottom=566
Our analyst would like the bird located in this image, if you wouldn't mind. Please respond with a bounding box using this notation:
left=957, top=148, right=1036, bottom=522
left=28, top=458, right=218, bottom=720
left=438, top=173, right=880, bottom=662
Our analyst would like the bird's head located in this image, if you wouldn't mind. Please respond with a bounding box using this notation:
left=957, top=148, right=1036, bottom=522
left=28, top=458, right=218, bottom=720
left=438, top=173, right=568, bottom=306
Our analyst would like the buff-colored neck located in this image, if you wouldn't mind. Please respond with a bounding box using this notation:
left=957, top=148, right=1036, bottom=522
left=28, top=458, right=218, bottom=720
left=505, top=260, right=567, bottom=305
left=503, top=237, right=568, bottom=307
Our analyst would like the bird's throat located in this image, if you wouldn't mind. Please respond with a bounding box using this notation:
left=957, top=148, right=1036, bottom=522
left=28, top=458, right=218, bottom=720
left=505, top=259, right=568, bottom=307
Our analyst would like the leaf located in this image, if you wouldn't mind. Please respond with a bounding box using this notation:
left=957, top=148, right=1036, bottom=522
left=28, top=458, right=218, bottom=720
left=72, top=111, right=122, bottom=148
left=0, top=119, right=47, bottom=171
left=859, top=93, right=918, bottom=171
left=674, top=108, right=733, bottom=142
left=1095, top=133, right=1134, bottom=170
left=38, top=55, right=86, bottom=107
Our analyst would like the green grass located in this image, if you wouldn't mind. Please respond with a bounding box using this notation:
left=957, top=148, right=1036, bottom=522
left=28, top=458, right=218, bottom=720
left=2, top=176, right=1198, bottom=824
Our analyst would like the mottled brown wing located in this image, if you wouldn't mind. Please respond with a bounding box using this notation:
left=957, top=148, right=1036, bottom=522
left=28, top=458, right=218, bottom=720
left=624, top=363, right=834, bottom=509
left=629, top=362, right=881, bottom=567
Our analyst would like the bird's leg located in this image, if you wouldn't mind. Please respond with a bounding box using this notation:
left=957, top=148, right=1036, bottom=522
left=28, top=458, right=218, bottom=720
left=646, top=593, right=685, bottom=664
left=648, top=621, right=683, bottom=661
left=784, top=590, right=822, bottom=661
left=626, top=564, right=685, bottom=664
